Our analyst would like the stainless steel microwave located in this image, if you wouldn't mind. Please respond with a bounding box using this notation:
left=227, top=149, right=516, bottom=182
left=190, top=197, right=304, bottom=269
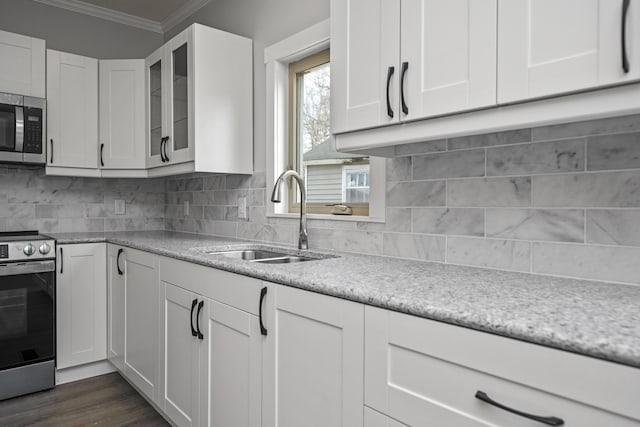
left=0, top=92, right=46, bottom=165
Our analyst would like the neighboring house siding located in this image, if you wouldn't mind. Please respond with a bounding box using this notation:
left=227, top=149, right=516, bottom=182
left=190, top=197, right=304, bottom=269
left=306, top=164, right=343, bottom=203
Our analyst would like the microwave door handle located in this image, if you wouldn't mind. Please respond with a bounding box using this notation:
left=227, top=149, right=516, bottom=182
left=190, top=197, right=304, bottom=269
left=15, top=106, right=24, bottom=153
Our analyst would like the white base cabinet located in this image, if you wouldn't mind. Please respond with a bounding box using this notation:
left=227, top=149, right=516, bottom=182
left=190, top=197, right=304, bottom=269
left=0, top=29, right=45, bottom=98
left=262, top=283, right=364, bottom=427
left=159, top=257, right=263, bottom=427
left=56, top=243, right=106, bottom=369
left=365, top=306, right=640, bottom=427
left=106, top=244, right=160, bottom=403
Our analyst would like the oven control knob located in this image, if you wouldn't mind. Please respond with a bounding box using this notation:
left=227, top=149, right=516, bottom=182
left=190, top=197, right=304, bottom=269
left=39, top=243, right=51, bottom=255
left=23, top=243, right=36, bottom=256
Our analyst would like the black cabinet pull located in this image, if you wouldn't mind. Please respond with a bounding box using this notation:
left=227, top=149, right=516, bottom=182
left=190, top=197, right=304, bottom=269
left=159, top=137, right=166, bottom=162
left=475, top=391, right=564, bottom=426
left=59, top=247, right=63, bottom=274
left=116, top=248, right=124, bottom=275
left=400, top=61, right=409, bottom=115
left=622, top=0, right=631, bottom=73
left=163, top=136, right=170, bottom=162
left=100, top=143, right=104, bottom=167
left=386, top=66, right=395, bottom=118
left=196, top=300, right=204, bottom=340
left=259, top=287, right=268, bottom=336
left=190, top=298, right=198, bottom=337
left=50, top=138, right=54, bottom=164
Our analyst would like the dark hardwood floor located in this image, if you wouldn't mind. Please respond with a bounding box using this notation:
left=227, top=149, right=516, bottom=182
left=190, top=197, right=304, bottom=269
left=0, top=372, right=169, bottom=426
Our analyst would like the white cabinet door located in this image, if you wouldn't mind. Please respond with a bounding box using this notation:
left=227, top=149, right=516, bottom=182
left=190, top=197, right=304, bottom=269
left=331, top=0, right=400, bottom=133
left=107, top=244, right=125, bottom=371
left=160, top=282, right=200, bottom=427
left=56, top=243, right=106, bottom=369
left=498, top=0, right=640, bottom=103
left=123, top=248, right=159, bottom=402
left=99, top=60, right=146, bottom=170
left=200, top=298, right=262, bottom=427
left=401, top=0, right=497, bottom=119
left=262, top=283, right=364, bottom=427
left=46, top=50, right=98, bottom=169
left=0, top=30, right=45, bottom=98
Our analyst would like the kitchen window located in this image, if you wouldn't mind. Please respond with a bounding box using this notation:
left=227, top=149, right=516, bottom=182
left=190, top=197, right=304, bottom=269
left=265, top=20, right=385, bottom=222
left=288, top=50, right=370, bottom=216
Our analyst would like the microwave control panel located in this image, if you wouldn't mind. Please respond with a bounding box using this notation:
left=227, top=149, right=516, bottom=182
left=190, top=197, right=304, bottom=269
left=23, top=107, right=43, bottom=154
left=0, top=245, right=8, bottom=259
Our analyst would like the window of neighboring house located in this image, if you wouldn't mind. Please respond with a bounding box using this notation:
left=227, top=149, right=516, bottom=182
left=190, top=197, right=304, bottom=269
left=288, top=49, right=370, bottom=216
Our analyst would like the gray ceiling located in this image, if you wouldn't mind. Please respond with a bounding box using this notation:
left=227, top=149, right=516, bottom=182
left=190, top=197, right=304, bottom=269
left=77, top=0, right=191, bottom=22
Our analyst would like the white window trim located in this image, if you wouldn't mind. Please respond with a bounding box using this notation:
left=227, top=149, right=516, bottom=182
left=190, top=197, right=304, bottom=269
left=264, top=19, right=386, bottom=223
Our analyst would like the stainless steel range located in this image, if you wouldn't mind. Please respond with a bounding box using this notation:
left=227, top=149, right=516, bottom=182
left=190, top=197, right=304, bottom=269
left=0, top=231, right=56, bottom=400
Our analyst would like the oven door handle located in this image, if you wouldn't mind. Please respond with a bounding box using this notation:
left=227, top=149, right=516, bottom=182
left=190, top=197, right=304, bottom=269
left=0, top=260, right=56, bottom=277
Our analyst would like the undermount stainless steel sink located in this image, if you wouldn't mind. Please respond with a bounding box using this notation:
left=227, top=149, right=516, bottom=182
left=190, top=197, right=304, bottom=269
left=206, top=249, right=316, bottom=264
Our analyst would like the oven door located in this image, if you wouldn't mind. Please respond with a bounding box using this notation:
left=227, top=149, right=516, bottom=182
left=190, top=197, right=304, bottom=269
left=0, top=102, right=24, bottom=163
left=0, top=260, right=55, bottom=371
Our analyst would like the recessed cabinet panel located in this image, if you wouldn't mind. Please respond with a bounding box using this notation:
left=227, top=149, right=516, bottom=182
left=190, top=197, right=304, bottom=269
left=99, top=60, right=145, bottom=170
left=401, top=0, right=497, bottom=119
left=123, top=248, right=159, bottom=402
left=0, top=30, right=45, bottom=98
left=56, top=243, right=106, bottom=370
left=498, top=0, right=640, bottom=103
left=47, top=50, right=98, bottom=169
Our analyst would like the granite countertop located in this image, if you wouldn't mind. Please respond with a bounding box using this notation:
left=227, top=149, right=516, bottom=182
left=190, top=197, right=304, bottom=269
left=52, top=231, right=640, bottom=369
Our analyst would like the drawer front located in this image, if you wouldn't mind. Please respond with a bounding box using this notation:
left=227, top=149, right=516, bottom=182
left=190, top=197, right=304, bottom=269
left=365, top=307, right=640, bottom=427
left=160, top=256, right=262, bottom=315
left=365, top=406, right=407, bottom=427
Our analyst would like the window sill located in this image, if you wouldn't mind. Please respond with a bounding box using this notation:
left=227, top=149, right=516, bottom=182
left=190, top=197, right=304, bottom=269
left=267, top=211, right=385, bottom=224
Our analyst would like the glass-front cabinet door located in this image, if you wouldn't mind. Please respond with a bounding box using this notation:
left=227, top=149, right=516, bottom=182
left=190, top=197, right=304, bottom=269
left=166, top=29, right=193, bottom=165
left=146, top=45, right=165, bottom=168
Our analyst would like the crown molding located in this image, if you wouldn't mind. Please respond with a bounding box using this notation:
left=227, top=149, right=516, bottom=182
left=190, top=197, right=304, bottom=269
left=33, top=0, right=164, bottom=33
left=161, top=0, right=211, bottom=32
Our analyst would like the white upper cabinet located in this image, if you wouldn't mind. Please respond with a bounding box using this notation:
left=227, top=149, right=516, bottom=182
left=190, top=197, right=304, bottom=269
left=0, top=30, right=45, bottom=98
left=498, top=0, right=640, bottom=104
left=401, top=0, right=497, bottom=120
left=331, top=0, right=497, bottom=134
left=99, top=60, right=146, bottom=170
left=331, top=0, right=400, bottom=134
left=145, top=23, right=253, bottom=176
left=46, top=50, right=98, bottom=170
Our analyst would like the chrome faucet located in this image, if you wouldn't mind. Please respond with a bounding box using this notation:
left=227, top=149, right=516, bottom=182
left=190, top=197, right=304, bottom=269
left=271, top=170, right=309, bottom=250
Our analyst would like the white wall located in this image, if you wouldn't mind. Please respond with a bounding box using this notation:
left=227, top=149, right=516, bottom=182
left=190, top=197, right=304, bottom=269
left=164, top=0, right=330, bottom=172
left=0, top=0, right=162, bottom=58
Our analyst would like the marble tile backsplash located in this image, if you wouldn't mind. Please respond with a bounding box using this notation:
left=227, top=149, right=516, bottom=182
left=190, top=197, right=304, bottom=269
left=164, top=114, right=640, bottom=286
left=0, top=165, right=165, bottom=233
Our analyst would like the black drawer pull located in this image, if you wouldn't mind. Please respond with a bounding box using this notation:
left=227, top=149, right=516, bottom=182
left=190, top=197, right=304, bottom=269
left=622, top=0, right=631, bottom=73
left=259, top=287, right=268, bottom=336
left=386, top=66, right=395, bottom=118
left=400, top=61, right=409, bottom=115
left=196, top=300, right=204, bottom=340
left=116, top=248, right=124, bottom=275
left=190, top=298, right=198, bottom=337
left=475, top=391, right=564, bottom=426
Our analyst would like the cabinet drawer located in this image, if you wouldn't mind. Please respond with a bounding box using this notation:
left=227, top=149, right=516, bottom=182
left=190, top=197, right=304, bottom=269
left=365, top=307, right=640, bottom=427
left=160, top=256, right=262, bottom=315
